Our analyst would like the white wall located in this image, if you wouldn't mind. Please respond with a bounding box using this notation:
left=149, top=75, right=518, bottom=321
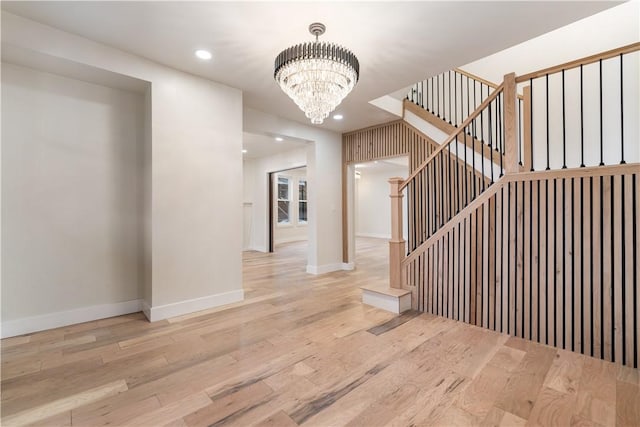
left=1, top=11, right=243, bottom=329
left=242, top=158, right=256, bottom=251
left=243, top=108, right=344, bottom=273
left=462, top=2, right=639, bottom=85
left=356, top=165, right=408, bottom=239
left=1, top=63, right=144, bottom=322
left=274, top=167, right=308, bottom=245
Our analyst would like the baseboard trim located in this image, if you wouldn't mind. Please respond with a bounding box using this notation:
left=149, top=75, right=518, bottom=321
left=306, top=263, right=354, bottom=275
left=143, top=289, right=245, bottom=322
left=356, top=233, right=391, bottom=240
left=1, top=299, right=143, bottom=338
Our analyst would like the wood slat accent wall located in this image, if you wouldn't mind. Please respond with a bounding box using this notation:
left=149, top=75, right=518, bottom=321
left=402, top=165, right=639, bottom=368
left=343, top=120, right=436, bottom=170
left=344, top=120, right=491, bottom=251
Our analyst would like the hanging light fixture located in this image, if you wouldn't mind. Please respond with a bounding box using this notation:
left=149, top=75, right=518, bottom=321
left=274, top=22, right=359, bottom=125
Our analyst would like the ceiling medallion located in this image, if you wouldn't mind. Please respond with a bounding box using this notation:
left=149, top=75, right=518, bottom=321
left=274, top=22, right=360, bottom=125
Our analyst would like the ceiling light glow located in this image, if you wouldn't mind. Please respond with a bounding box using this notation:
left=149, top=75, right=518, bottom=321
left=195, top=49, right=213, bottom=60
left=333, top=114, right=343, bottom=120
left=242, top=149, right=248, bottom=153
left=275, top=137, right=284, bottom=142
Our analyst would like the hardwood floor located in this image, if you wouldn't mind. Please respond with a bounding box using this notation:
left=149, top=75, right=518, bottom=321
left=2, top=238, right=638, bottom=426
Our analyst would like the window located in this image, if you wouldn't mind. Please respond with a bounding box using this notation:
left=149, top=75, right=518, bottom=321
left=298, top=179, right=307, bottom=223
left=277, top=176, right=290, bottom=224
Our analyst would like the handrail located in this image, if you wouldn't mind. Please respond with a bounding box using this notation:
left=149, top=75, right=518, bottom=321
left=454, top=67, right=499, bottom=89
left=400, top=82, right=504, bottom=191
left=515, top=42, right=640, bottom=83
left=402, top=175, right=508, bottom=265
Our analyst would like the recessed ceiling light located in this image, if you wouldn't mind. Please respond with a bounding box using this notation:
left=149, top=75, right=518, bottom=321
left=354, top=164, right=365, bottom=169
left=195, top=49, right=213, bottom=60
left=333, top=114, right=343, bottom=120
left=242, top=149, right=247, bottom=154
left=275, top=137, right=284, bottom=142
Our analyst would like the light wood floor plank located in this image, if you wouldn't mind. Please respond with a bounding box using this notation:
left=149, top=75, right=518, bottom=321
left=1, top=238, right=637, bottom=426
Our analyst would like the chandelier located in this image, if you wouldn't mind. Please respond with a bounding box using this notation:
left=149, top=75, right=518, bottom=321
left=274, top=23, right=359, bottom=125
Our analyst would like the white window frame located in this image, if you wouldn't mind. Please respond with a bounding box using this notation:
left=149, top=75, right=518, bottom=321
left=298, top=178, right=308, bottom=224
left=276, top=175, right=292, bottom=226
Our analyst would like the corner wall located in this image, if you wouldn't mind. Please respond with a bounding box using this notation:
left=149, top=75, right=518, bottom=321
left=1, top=63, right=144, bottom=330
left=1, top=11, right=244, bottom=332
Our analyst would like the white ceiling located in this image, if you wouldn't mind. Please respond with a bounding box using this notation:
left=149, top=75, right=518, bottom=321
left=1, top=1, right=618, bottom=133
left=243, top=132, right=308, bottom=159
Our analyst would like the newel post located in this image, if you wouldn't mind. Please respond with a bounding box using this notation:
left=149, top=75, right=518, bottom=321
left=503, top=72, right=519, bottom=174
left=389, top=177, right=405, bottom=289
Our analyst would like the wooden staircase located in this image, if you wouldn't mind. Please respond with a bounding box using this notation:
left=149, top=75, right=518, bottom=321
left=345, top=43, right=640, bottom=368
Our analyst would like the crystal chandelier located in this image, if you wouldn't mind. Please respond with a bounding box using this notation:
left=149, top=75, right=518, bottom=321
left=274, top=23, right=359, bottom=125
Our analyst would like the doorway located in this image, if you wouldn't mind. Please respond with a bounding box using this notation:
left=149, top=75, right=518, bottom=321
left=268, top=166, right=308, bottom=253
left=349, top=156, right=409, bottom=267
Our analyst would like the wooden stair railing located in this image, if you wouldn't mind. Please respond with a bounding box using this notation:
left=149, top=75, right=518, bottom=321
left=389, top=79, right=515, bottom=291
left=389, top=44, right=640, bottom=368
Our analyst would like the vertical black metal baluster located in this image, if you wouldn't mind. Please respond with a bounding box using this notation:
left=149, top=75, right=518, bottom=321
left=481, top=96, right=486, bottom=192
left=621, top=174, right=626, bottom=365
left=562, top=177, right=566, bottom=348
left=492, top=193, right=502, bottom=331
left=633, top=174, right=638, bottom=368
left=467, top=76, right=471, bottom=122
left=458, top=222, right=462, bottom=320
left=610, top=175, right=615, bottom=362
left=590, top=176, right=594, bottom=357
left=437, top=74, right=440, bottom=118
left=463, top=219, right=467, bottom=322
left=599, top=59, right=604, bottom=166
left=472, top=117, right=477, bottom=200
left=529, top=179, right=533, bottom=340
left=464, top=130, right=468, bottom=206
left=545, top=178, right=549, bottom=344
left=546, top=74, right=550, bottom=170
left=537, top=180, right=541, bottom=341
left=499, top=94, right=504, bottom=176
left=489, top=95, right=494, bottom=184
left=580, top=177, right=584, bottom=353
left=473, top=77, right=477, bottom=113
left=620, top=54, right=625, bottom=164
left=507, top=182, right=511, bottom=335
left=449, top=71, right=452, bottom=124
left=439, top=152, right=444, bottom=227
left=530, top=78, right=534, bottom=171
left=448, top=144, right=453, bottom=222
left=419, top=80, right=423, bottom=108
left=454, top=72, right=458, bottom=127
left=580, top=66, right=585, bottom=167
left=481, top=84, right=485, bottom=144
left=599, top=174, right=604, bottom=359
left=501, top=185, right=505, bottom=333
left=518, top=98, right=523, bottom=166
left=455, top=132, right=460, bottom=214
left=553, top=179, right=557, bottom=348
left=426, top=78, right=429, bottom=111
left=562, top=70, right=567, bottom=169
left=442, top=72, right=446, bottom=121
left=571, top=177, right=575, bottom=352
